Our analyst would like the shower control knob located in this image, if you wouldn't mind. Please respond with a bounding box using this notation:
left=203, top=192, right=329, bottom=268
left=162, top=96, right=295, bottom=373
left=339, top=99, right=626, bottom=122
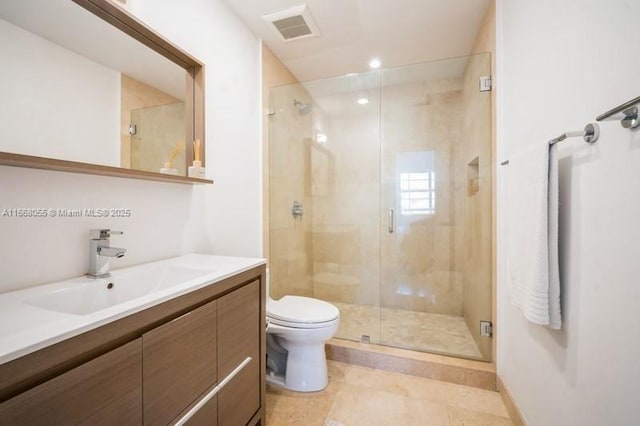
left=291, top=201, right=303, bottom=219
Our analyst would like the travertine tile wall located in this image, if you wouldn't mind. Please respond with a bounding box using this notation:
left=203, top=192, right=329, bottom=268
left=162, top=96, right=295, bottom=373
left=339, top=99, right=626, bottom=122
left=267, top=83, right=315, bottom=299
left=261, top=45, right=298, bottom=264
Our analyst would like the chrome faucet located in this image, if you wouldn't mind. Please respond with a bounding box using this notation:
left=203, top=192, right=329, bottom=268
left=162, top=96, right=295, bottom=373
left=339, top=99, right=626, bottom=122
left=88, top=229, right=126, bottom=278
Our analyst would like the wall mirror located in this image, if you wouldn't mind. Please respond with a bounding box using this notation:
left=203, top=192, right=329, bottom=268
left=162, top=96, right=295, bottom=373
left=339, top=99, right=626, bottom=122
left=0, top=0, right=208, bottom=183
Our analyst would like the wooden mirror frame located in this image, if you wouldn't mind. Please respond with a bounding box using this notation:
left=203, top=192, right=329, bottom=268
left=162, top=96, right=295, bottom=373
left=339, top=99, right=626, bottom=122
left=0, top=0, right=211, bottom=185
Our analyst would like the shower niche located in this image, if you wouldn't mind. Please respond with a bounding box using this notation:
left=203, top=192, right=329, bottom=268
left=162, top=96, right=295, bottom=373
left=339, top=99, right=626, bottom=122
left=468, top=156, right=480, bottom=196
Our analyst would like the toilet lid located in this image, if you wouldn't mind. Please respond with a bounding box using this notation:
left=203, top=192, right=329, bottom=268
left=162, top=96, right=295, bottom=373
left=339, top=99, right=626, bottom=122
left=267, top=296, right=339, bottom=325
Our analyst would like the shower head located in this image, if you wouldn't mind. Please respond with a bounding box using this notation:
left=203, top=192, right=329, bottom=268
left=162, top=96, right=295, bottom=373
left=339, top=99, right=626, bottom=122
left=293, top=99, right=312, bottom=116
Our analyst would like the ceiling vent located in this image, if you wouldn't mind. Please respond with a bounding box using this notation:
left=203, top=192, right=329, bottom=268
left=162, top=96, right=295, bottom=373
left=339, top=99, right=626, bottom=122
left=262, top=4, right=321, bottom=42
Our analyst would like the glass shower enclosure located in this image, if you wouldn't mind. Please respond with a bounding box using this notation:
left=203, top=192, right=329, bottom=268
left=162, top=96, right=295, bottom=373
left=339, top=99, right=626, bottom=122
left=268, top=53, right=492, bottom=361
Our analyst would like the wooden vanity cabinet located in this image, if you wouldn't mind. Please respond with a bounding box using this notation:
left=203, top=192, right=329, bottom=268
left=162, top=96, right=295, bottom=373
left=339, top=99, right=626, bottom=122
left=143, top=299, right=218, bottom=425
left=0, top=266, right=266, bottom=426
left=0, top=338, right=143, bottom=425
left=167, top=280, right=261, bottom=425
left=217, top=280, right=260, bottom=425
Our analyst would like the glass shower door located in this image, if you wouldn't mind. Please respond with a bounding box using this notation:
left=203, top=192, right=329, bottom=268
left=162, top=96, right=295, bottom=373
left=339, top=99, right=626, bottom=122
left=268, top=72, right=383, bottom=345
left=379, top=54, right=492, bottom=360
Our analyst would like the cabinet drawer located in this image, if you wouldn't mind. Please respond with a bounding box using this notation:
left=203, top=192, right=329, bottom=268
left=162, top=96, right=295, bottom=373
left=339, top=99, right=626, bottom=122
left=217, top=280, right=260, bottom=425
left=0, top=338, right=142, bottom=426
left=174, top=392, right=217, bottom=426
left=143, top=300, right=217, bottom=426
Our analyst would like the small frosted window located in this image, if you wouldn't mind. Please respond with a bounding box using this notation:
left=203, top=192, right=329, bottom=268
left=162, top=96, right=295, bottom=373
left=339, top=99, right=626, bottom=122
left=400, top=172, right=435, bottom=215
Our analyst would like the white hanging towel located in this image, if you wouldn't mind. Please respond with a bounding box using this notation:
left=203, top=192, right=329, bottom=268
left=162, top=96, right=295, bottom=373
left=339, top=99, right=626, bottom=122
left=507, top=142, right=561, bottom=329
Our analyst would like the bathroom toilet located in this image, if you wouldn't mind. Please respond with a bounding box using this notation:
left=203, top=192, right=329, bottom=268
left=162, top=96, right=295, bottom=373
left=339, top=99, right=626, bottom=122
left=266, top=292, right=340, bottom=392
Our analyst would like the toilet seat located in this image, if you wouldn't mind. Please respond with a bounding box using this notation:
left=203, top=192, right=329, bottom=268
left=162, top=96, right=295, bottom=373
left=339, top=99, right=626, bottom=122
left=267, top=296, right=339, bottom=329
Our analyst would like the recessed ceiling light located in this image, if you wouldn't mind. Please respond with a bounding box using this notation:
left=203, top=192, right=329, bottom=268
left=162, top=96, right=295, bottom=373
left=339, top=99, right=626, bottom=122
left=369, top=58, right=381, bottom=69
left=357, top=98, right=369, bottom=105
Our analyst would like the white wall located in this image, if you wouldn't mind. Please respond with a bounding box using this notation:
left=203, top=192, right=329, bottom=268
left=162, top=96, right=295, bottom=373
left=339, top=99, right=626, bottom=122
left=496, top=1, right=640, bottom=425
left=0, top=0, right=262, bottom=292
left=0, top=19, right=120, bottom=166
left=127, top=0, right=263, bottom=260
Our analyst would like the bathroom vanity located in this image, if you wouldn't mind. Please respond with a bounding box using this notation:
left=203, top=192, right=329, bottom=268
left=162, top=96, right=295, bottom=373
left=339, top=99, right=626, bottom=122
left=0, top=255, right=266, bottom=425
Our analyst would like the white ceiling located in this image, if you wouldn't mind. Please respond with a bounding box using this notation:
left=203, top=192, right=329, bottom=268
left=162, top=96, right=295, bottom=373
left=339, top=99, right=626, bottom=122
left=222, top=0, right=491, bottom=82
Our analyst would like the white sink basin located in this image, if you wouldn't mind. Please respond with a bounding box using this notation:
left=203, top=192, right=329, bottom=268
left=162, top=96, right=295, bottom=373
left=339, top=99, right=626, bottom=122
left=24, top=265, right=215, bottom=315
left=0, top=254, right=265, bottom=365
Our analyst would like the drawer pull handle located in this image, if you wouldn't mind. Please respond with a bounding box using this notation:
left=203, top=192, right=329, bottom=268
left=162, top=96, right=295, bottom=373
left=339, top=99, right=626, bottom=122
left=174, top=356, right=252, bottom=426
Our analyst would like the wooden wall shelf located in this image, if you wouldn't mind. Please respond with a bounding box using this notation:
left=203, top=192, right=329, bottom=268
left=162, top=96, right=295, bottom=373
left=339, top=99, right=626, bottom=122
left=0, top=152, right=213, bottom=185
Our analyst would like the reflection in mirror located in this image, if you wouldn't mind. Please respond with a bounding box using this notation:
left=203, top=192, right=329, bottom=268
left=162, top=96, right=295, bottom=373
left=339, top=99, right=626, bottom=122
left=0, top=0, right=195, bottom=177
left=121, top=75, right=186, bottom=175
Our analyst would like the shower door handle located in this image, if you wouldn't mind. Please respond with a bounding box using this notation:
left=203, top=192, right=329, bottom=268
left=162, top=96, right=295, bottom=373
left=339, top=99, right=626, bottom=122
left=388, top=208, right=394, bottom=233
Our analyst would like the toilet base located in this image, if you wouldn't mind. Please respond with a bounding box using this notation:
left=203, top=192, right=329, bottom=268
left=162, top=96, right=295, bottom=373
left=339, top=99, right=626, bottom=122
left=283, top=343, right=328, bottom=392
left=266, top=330, right=332, bottom=392
left=266, top=370, right=286, bottom=388
left=265, top=311, right=339, bottom=393
left=266, top=356, right=328, bottom=392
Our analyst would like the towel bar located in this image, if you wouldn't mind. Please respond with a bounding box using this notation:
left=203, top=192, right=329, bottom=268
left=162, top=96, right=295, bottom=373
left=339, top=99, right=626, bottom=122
left=596, top=95, right=640, bottom=129
left=500, top=123, right=599, bottom=166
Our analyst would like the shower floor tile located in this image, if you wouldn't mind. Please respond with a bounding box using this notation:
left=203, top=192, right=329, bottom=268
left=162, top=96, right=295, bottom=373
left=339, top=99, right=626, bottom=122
left=331, top=302, right=483, bottom=359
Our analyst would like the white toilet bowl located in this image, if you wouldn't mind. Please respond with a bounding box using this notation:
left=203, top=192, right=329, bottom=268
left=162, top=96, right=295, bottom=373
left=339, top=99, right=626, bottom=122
left=266, top=295, right=340, bottom=392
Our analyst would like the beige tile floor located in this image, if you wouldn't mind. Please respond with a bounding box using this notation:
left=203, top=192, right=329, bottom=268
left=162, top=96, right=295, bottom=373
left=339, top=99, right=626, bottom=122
left=266, top=361, right=512, bottom=426
left=333, top=302, right=483, bottom=359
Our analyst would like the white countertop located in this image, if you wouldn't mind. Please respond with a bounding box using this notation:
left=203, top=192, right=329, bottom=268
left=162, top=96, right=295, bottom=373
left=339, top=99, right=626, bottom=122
left=0, top=254, right=265, bottom=365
